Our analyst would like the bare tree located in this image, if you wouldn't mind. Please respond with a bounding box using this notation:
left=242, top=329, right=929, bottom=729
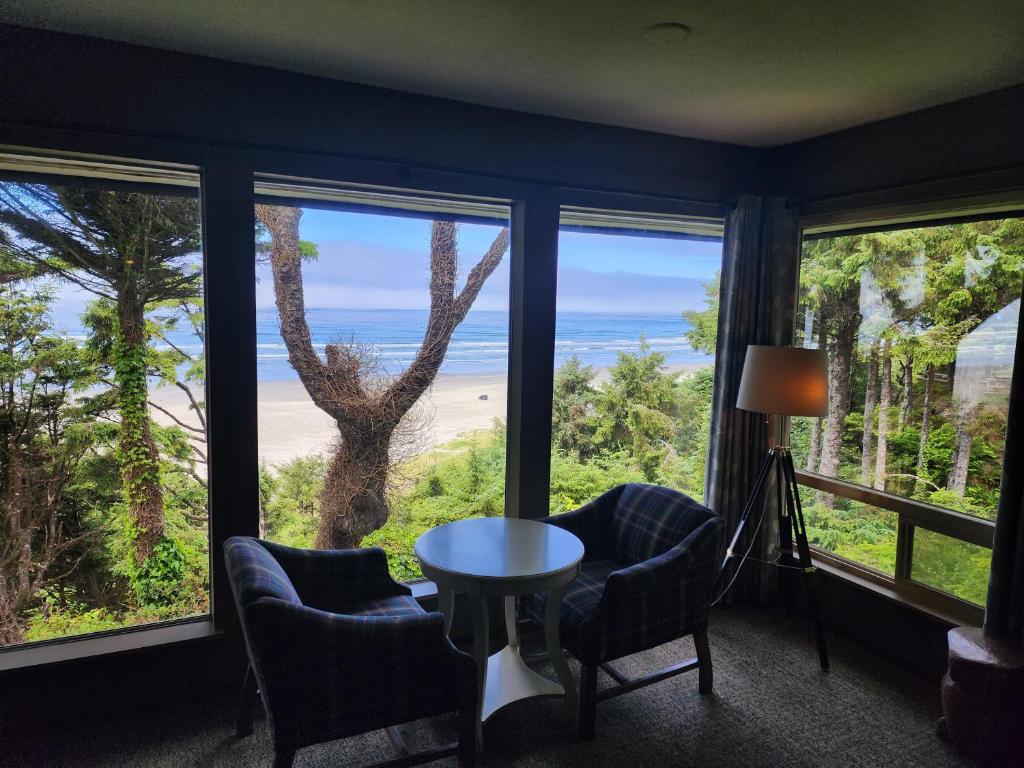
left=256, top=205, right=508, bottom=549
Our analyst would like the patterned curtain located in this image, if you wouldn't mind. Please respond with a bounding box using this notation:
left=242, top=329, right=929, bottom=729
left=985, top=285, right=1024, bottom=645
left=704, top=195, right=800, bottom=603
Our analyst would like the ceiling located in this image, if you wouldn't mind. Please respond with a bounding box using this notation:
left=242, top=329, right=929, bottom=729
left=3, top=0, right=1023, bottom=147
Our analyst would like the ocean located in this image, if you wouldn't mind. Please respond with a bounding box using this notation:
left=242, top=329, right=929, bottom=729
left=50, top=306, right=713, bottom=382
left=253, top=308, right=712, bottom=380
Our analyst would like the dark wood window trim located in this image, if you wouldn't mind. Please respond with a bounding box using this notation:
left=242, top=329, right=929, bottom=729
left=0, top=134, right=727, bottom=668
left=796, top=470, right=990, bottom=627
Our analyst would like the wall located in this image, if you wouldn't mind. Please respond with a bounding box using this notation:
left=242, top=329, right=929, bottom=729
left=0, top=25, right=764, bottom=203
left=775, top=84, right=1024, bottom=209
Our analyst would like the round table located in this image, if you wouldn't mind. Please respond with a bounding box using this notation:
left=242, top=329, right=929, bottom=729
left=415, top=517, right=584, bottom=745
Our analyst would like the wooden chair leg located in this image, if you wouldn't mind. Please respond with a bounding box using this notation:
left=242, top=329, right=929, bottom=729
left=273, top=748, right=295, bottom=768
left=236, top=663, right=259, bottom=738
left=579, top=663, right=598, bottom=741
left=458, top=701, right=477, bottom=767
left=694, top=623, right=713, bottom=695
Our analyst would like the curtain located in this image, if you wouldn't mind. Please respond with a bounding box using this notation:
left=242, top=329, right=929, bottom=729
left=984, top=283, right=1024, bottom=645
left=704, top=195, right=800, bottom=603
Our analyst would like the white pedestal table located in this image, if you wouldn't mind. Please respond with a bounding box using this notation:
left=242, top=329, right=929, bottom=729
left=414, top=517, right=584, bottom=747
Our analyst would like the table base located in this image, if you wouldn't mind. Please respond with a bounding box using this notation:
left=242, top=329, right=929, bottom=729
left=482, top=645, right=565, bottom=722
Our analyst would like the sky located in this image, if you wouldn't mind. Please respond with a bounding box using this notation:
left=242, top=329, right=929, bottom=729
left=252, top=207, right=723, bottom=314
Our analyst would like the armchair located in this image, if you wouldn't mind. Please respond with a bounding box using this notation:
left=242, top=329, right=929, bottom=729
left=224, top=537, right=477, bottom=768
left=520, top=484, right=724, bottom=739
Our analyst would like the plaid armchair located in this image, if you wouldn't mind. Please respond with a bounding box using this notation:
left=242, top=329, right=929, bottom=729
left=520, top=484, right=724, bottom=739
left=224, top=537, right=477, bottom=768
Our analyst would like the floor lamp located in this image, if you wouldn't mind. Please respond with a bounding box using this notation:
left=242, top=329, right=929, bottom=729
left=722, top=344, right=831, bottom=672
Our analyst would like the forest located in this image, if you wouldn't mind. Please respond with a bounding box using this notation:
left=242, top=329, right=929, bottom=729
left=790, top=219, right=1023, bottom=604
left=0, top=179, right=1019, bottom=647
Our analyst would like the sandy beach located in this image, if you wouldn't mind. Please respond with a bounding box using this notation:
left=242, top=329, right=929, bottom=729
left=148, top=363, right=709, bottom=468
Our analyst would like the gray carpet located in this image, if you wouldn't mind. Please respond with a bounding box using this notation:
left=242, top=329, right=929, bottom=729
left=6, top=607, right=972, bottom=767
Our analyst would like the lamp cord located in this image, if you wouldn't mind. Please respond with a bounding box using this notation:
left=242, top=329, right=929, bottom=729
left=707, top=479, right=774, bottom=607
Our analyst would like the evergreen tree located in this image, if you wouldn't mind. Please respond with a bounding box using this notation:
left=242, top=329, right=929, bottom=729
left=551, top=356, right=598, bottom=462
left=0, top=185, right=201, bottom=564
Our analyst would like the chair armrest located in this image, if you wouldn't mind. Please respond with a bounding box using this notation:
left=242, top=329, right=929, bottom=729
left=601, top=516, right=725, bottom=602
left=256, top=540, right=410, bottom=612
left=543, top=485, right=624, bottom=557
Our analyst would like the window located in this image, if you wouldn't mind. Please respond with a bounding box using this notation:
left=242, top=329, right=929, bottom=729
left=792, top=216, right=1023, bottom=608
left=548, top=208, right=723, bottom=513
left=0, top=154, right=209, bottom=648
left=254, top=179, right=510, bottom=580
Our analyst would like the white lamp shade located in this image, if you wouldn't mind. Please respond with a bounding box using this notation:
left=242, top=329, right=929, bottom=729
left=736, top=345, right=828, bottom=417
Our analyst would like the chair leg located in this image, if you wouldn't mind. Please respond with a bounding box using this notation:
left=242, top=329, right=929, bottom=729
left=458, top=701, right=477, bottom=767
left=273, top=748, right=295, bottom=768
left=236, top=663, right=259, bottom=738
left=694, top=623, right=713, bottom=695
left=579, top=663, right=598, bottom=741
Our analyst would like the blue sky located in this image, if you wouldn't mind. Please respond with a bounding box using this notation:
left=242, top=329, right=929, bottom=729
left=48, top=207, right=722, bottom=319
left=254, top=208, right=722, bottom=314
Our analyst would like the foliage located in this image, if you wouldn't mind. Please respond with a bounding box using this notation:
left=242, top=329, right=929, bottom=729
left=682, top=272, right=720, bottom=354
left=550, top=356, right=598, bottom=462
left=2, top=194, right=1020, bottom=648
left=593, top=339, right=680, bottom=481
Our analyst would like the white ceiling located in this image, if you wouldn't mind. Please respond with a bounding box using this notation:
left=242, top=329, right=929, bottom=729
left=3, top=0, right=1023, bottom=147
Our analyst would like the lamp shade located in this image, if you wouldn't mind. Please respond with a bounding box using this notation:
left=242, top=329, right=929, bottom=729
left=736, top=345, right=828, bottom=417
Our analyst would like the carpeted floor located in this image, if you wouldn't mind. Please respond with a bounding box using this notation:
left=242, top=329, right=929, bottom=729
left=6, top=607, right=972, bottom=767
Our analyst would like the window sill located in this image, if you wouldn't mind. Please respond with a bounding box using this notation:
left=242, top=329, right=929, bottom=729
left=0, top=617, right=219, bottom=672
left=811, top=556, right=983, bottom=628
left=409, top=580, right=438, bottom=601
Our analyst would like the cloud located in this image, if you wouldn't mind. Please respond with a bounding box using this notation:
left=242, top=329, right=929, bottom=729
left=556, top=267, right=708, bottom=313
left=254, top=240, right=712, bottom=314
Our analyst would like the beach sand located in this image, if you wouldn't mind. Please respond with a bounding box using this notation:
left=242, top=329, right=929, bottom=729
left=148, top=363, right=709, bottom=468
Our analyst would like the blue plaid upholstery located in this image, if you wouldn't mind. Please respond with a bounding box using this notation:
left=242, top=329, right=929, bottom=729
left=224, top=537, right=476, bottom=753
left=251, top=539, right=410, bottom=612
left=224, top=538, right=301, bottom=606
left=343, top=595, right=424, bottom=618
left=611, top=483, right=715, bottom=564
left=521, top=484, right=725, bottom=666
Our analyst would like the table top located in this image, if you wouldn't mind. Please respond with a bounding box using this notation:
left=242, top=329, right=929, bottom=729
left=414, top=517, right=584, bottom=582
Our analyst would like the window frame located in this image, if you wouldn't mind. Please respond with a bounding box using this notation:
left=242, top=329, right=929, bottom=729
left=794, top=205, right=1024, bottom=625
left=0, top=149, right=217, bottom=647
left=545, top=205, right=726, bottom=514
left=0, top=139, right=727, bottom=662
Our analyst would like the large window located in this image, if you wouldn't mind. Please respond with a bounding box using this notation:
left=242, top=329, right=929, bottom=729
left=254, top=181, right=510, bottom=580
left=793, top=216, right=1023, bottom=608
left=548, top=210, right=723, bottom=513
left=0, top=155, right=209, bottom=647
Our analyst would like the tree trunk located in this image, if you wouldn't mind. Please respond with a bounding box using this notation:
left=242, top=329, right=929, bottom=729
left=861, top=342, right=879, bottom=486
left=256, top=205, right=508, bottom=549
left=805, top=417, right=822, bottom=472
left=899, top=357, right=913, bottom=430
left=914, top=363, right=935, bottom=494
left=818, top=311, right=859, bottom=507
left=805, top=324, right=827, bottom=472
left=316, top=422, right=393, bottom=549
left=948, top=400, right=973, bottom=497
left=874, top=339, right=892, bottom=492
left=115, top=290, right=165, bottom=562
left=0, top=587, right=21, bottom=646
